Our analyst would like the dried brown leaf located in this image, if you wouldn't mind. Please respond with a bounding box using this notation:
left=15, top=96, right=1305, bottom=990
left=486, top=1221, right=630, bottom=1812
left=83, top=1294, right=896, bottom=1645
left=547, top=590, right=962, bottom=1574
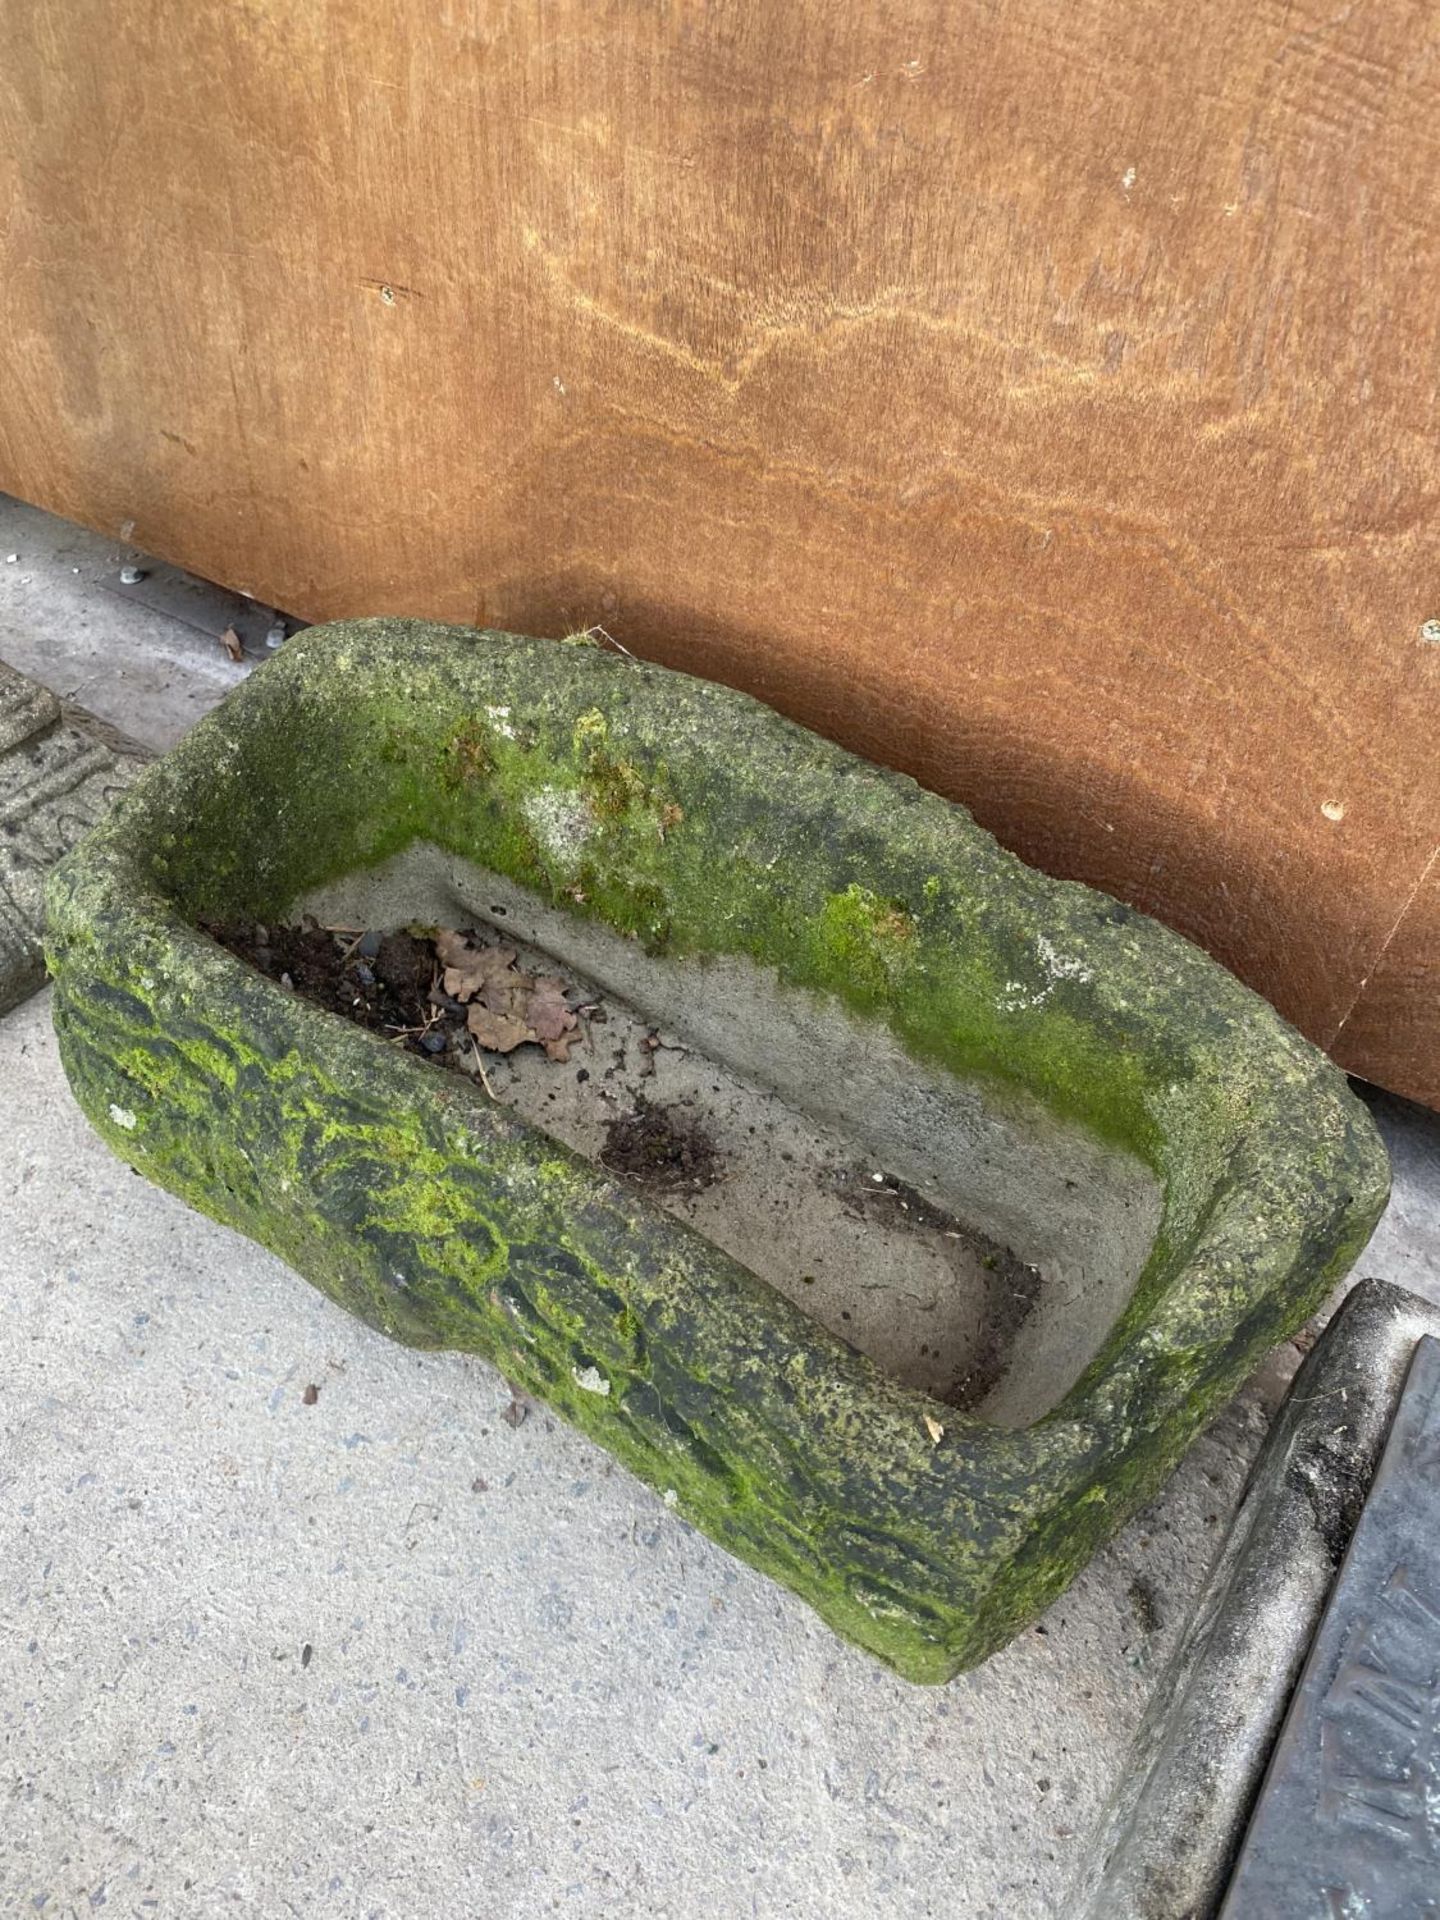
left=923, top=1414, right=945, bottom=1447
left=220, top=625, right=244, bottom=662
left=439, top=931, right=519, bottom=1004
left=479, top=971, right=521, bottom=1014
left=526, top=977, right=575, bottom=1042
left=442, top=962, right=476, bottom=1001
left=438, top=930, right=579, bottom=1062
left=434, top=929, right=472, bottom=967
left=466, top=1003, right=534, bottom=1053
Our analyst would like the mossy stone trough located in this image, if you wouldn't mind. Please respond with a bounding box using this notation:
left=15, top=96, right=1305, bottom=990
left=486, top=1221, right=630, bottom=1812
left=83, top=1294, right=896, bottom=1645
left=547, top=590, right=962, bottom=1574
left=45, top=620, right=1389, bottom=1682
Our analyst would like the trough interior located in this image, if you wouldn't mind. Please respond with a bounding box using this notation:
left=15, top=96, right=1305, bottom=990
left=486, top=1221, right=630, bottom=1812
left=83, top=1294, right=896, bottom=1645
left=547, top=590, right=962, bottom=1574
left=298, top=842, right=1163, bottom=1428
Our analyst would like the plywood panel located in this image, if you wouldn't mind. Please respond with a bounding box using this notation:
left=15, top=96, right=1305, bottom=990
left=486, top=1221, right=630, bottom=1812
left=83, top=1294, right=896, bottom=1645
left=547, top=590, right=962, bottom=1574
left=1333, top=851, right=1440, bottom=1106
left=2, top=0, right=1437, bottom=1099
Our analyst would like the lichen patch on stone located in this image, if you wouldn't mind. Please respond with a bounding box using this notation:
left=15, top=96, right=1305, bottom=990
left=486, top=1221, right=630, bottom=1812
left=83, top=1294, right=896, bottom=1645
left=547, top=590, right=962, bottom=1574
left=522, top=786, right=593, bottom=866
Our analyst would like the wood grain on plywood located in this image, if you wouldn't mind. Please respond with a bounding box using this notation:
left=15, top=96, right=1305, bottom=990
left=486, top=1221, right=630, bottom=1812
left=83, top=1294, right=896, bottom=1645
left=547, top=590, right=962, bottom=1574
left=1, top=0, right=1436, bottom=1097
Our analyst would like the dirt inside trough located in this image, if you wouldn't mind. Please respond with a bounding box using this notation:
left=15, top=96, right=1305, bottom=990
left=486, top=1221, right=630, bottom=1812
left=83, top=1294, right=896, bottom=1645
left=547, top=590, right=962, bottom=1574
left=204, top=914, right=1045, bottom=1414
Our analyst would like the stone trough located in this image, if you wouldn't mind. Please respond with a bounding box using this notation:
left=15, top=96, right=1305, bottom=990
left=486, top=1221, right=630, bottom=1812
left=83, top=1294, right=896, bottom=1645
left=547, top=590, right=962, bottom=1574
left=44, top=620, right=1388, bottom=1681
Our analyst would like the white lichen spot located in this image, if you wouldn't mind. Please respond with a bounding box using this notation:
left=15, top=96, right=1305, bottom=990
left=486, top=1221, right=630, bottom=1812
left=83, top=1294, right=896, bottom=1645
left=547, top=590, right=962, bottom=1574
left=1321, top=800, right=1346, bottom=823
left=663, top=1488, right=678, bottom=1507
left=1037, top=934, right=1093, bottom=985
left=108, top=1103, right=137, bottom=1131
left=483, top=703, right=516, bottom=739
left=139, top=974, right=155, bottom=990
left=998, top=980, right=1041, bottom=1013
left=572, top=1364, right=611, bottom=1396
left=853, top=1585, right=916, bottom=1623
left=522, top=786, right=592, bottom=865
left=999, top=938, right=1092, bottom=1014
left=1420, top=618, right=1440, bottom=643
left=1121, top=165, right=1137, bottom=192
left=553, top=375, right=567, bottom=395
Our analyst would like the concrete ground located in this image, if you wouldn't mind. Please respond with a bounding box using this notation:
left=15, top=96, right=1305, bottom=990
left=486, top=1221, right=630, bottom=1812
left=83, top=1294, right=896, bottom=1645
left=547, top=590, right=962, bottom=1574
left=3, top=492, right=1438, bottom=1918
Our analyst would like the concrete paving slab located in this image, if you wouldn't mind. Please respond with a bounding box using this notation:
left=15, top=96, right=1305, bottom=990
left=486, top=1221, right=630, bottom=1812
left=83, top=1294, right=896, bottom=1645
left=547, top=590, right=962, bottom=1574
left=0, top=493, right=279, bottom=751
left=0, top=984, right=1261, bottom=1919
left=0, top=660, right=147, bottom=1016
left=0, top=658, right=58, bottom=752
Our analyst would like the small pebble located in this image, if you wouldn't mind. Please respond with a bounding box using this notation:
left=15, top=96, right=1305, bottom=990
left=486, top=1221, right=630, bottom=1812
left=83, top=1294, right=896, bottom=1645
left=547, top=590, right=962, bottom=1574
left=120, top=564, right=144, bottom=585
left=421, top=1029, right=447, bottom=1053
left=4, top=553, right=17, bottom=564
left=356, top=929, right=382, bottom=959
left=265, top=620, right=287, bottom=650
left=355, top=962, right=375, bottom=987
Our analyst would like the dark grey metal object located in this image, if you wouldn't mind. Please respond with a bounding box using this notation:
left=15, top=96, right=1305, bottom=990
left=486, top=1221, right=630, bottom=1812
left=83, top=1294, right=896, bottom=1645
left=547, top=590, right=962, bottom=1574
left=1072, top=1281, right=1440, bottom=1920
left=1221, top=1333, right=1440, bottom=1918
left=102, top=552, right=300, bottom=656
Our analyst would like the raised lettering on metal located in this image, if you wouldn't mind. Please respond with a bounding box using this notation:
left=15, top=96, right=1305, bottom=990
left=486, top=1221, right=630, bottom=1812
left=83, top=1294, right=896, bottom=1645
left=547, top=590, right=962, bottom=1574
left=1222, top=1337, right=1440, bottom=1917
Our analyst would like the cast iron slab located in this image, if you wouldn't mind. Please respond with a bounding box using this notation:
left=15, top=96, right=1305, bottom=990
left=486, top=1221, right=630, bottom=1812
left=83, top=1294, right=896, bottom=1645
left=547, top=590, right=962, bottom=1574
left=43, top=621, right=1388, bottom=1680
left=1073, top=1279, right=1440, bottom=1917
left=1221, top=1332, right=1440, bottom=1918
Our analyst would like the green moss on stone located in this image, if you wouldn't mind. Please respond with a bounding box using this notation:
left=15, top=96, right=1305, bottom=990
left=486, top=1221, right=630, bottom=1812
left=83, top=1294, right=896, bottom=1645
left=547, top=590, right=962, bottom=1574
left=44, top=619, right=1390, bottom=1681
left=807, top=884, right=916, bottom=1008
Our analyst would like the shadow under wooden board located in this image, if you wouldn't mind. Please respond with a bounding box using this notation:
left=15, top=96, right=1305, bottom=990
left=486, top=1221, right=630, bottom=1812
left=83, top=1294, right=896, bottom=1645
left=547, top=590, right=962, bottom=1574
left=1, top=0, right=1436, bottom=1103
